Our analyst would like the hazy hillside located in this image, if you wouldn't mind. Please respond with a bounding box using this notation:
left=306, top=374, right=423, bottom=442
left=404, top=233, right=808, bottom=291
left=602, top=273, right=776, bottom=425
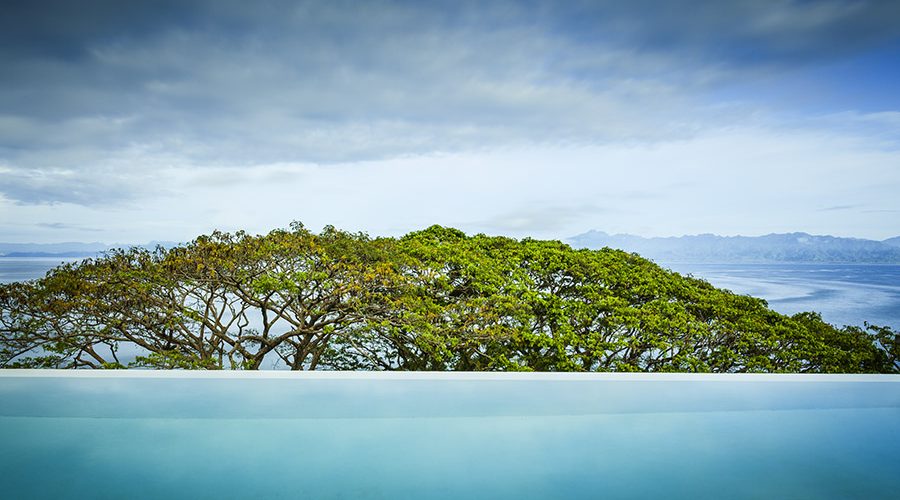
left=570, top=231, right=900, bottom=263
left=0, top=241, right=180, bottom=258
left=7, top=235, right=900, bottom=262
left=0, top=242, right=109, bottom=256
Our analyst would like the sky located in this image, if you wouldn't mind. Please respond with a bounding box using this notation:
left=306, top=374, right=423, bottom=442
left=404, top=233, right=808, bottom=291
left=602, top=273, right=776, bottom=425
left=1, top=0, right=899, bottom=244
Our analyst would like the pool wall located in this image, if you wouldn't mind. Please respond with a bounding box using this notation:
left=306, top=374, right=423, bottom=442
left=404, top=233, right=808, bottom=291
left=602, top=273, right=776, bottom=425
left=2, top=371, right=899, bottom=499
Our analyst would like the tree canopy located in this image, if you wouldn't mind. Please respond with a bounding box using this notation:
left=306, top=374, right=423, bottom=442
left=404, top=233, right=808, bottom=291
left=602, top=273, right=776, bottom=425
left=1, top=223, right=897, bottom=372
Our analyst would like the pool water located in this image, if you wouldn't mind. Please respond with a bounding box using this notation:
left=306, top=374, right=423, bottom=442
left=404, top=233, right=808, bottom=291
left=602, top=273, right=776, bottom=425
left=1, top=372, right=898, bottom=499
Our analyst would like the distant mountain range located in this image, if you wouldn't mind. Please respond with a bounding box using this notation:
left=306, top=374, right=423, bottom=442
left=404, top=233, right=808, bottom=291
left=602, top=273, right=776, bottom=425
left=5, top=234, right=900, bottom=263
left=0, top=241, right=180, bottom=258
left=569, top=231, right=900, bottom=263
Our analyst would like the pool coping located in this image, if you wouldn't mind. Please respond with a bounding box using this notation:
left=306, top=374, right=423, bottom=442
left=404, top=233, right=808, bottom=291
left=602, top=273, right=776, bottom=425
left=1, top=369, right=898, bottom=382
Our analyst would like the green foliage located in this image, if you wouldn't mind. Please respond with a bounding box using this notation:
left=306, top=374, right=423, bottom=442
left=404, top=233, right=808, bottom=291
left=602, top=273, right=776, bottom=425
left=1, top=222, right=896, bottom=373
left=130, top=351, right=222, bottom=370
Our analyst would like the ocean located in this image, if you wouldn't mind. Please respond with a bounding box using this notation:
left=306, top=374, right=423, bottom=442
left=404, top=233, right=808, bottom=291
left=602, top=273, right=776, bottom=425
left=2, top=258, right=899, bottom=330
left=661, top=262, right=900, bottom=330
left=0, top=257, right=83, bottom=284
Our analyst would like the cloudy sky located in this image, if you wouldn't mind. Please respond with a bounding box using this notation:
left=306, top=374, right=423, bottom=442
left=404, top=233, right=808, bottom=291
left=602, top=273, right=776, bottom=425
left=2, top=0, right=899, bottom=244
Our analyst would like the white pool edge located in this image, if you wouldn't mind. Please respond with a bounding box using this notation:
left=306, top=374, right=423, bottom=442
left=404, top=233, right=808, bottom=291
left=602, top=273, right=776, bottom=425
left=1, top=369, right=898, bottom=382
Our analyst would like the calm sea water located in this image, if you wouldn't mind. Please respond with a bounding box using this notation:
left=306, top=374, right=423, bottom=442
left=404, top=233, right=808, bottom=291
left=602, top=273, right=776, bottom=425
left=661, top=262, right=900, bottom=330
left=1, top=372, right=898, bottom=500
left=3, top=258, right=899, bottom=330
left=0, top=257, right=82, bottom=283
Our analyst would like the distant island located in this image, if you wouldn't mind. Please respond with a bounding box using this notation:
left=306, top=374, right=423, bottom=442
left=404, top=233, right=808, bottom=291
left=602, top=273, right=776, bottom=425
left=569, top=231, right=900, bottom=264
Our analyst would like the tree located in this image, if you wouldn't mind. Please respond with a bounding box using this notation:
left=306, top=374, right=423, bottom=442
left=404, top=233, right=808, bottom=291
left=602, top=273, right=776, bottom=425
left=2, top=222, right=897, bottom=373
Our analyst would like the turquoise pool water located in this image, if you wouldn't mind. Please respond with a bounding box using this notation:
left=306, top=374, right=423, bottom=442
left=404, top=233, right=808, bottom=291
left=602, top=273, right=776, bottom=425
left=1, top=372, right=898, bottom=499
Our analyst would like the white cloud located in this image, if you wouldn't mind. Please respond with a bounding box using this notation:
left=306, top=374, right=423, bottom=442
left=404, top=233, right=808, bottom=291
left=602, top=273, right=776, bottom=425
left=4, top=125, right=897, bottom=243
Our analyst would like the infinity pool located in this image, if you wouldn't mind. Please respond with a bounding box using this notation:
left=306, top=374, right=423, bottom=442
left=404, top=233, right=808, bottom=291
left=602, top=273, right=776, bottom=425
left=1, top=372, right=898, bottom=499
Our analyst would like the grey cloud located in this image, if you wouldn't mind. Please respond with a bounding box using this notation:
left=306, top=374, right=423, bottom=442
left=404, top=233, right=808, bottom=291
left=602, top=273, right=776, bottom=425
left=36, top=222, right=103, bottom=232
left=0, top=155, right=173, bottom=206
left=0, top=167, right=136, bottom=205
left=819, top=204, right=860, bottom=211
left=2, top=1, right=899, bottom=205
left=554, top=0, right=900, bottom=67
